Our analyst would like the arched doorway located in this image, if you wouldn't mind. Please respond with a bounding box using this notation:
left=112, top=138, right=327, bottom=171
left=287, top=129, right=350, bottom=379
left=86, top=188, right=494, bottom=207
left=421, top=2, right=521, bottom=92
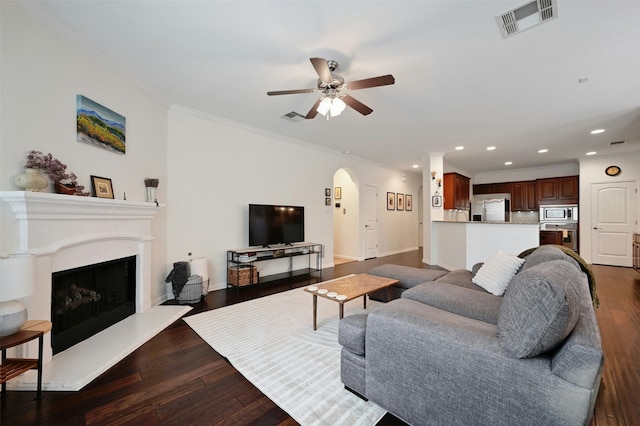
left=333, top=168, right=361, bottom=264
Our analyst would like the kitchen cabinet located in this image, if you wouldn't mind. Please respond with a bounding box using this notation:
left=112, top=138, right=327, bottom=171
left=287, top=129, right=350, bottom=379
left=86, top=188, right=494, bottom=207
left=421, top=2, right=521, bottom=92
left=537, top=176, right=579, bottom=205
left=540, top=230, right=563, bottom=245
left=472, top=182, right=511, bottom=195
left=444, top=172, right=470, bottom=210
left=633, top=233, right=640, bottom=272
left=511, top=180, right=538, bottom=211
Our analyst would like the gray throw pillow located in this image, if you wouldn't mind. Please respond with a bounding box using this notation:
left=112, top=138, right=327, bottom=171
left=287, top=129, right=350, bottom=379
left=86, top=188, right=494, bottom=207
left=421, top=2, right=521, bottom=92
left=497, top=260, right=581, bottom=358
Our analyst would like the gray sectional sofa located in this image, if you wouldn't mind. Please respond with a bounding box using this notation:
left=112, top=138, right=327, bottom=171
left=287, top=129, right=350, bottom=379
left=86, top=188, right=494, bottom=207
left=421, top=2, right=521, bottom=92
left=338, top=246, right=603, bottom=426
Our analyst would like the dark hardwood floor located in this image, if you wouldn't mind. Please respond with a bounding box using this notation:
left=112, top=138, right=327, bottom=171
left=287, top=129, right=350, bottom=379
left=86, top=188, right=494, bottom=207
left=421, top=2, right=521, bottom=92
left=1, top=250, right=638, bottom=426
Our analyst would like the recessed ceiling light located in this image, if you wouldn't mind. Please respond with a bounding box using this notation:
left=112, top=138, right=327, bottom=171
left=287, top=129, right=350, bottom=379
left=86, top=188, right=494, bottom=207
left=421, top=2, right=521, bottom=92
left=455, top=146, right=464, bottom=151
left=505, top=161, right=513, bottom=165
left=343, top=150, right=351, bottom=154
left=590, top=129, right=605, bottom=134
left=586, top=151, right=597, bottom=156
left=486, top=146, right=496, bottom=151
left=412, top=164, right=419, bottom=168
left=538, top=149, right=548, bottom=153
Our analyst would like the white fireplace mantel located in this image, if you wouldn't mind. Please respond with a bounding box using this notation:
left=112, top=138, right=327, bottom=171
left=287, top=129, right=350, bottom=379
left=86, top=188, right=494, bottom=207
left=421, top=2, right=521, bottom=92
left=0, top=191, right=164, bottom=364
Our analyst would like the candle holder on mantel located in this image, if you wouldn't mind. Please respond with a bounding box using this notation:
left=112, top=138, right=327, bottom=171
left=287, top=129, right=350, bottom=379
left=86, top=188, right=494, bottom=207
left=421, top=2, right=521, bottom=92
left=144, top=178, right=159, bottom=203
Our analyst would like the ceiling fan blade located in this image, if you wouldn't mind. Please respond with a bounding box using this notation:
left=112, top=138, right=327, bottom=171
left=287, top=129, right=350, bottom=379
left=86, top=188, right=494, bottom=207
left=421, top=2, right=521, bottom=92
left=267, top=88, right=317, bottom=96
left=342, top=95, right=373, bottom=116
left=346, top=74, right=395, bottom=90
left=305, top=98, right=322, bottom=119
left=310, top=57, right=332, bottom=83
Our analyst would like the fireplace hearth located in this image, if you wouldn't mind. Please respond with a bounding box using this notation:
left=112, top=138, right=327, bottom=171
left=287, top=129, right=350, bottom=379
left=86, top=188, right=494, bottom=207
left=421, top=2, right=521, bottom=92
left=52, top=256, right=136, bottom=355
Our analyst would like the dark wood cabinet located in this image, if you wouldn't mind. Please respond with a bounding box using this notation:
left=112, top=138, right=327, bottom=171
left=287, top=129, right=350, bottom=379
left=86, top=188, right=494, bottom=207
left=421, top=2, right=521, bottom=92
left=540, top=230, right=563, bottom=245
left=537, top=176, right=579, bottom=205
left=444, top=172, right=470, bottom=210
left=511, top=180, right=538, bottom=211
left=473, top=182, right=511, bottom=195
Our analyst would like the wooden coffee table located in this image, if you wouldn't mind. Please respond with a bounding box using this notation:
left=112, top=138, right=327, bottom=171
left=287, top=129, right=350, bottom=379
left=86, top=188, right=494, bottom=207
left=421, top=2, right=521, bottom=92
left=304, top=273, right=399, bottom=330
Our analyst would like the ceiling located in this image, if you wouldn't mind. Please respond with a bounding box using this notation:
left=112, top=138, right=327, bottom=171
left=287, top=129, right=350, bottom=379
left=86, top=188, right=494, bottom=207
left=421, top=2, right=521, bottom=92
left=21, top=0, right=640, bottom=174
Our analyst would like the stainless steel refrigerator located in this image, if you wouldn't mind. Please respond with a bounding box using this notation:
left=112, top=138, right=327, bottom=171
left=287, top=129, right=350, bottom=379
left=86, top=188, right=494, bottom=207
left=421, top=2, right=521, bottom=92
left=472, top=198, right=510, bottom=222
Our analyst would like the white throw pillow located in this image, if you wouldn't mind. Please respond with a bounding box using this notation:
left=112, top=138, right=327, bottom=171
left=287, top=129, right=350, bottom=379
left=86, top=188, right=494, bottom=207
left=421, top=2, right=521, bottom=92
left=472, top=250, right=525, bottom=296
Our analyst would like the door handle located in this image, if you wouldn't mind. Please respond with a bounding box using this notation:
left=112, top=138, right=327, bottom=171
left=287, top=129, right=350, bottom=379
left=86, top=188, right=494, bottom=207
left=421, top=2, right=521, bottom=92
left=593, top=227, right=601, bottom=230
left=365, top=225, right=370, bottom=228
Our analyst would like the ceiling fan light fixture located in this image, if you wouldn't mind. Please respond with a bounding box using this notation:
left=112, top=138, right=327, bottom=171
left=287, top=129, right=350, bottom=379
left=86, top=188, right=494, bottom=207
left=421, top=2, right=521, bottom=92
left=317, top=96, right=346, bottom=118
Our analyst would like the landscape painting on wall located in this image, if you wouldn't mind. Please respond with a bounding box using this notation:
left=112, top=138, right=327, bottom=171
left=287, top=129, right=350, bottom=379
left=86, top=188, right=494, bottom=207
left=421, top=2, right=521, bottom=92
left=76, top=95, right=126, bottom=154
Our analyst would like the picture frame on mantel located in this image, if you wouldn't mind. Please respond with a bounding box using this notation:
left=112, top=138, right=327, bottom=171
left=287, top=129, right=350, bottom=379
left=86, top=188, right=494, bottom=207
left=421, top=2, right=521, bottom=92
left=91, top=175, right=114, bottom=199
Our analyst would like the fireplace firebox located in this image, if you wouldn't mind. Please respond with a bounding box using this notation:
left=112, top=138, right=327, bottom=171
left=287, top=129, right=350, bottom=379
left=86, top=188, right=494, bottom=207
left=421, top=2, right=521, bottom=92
left=51, top=256, right=136, bottom=355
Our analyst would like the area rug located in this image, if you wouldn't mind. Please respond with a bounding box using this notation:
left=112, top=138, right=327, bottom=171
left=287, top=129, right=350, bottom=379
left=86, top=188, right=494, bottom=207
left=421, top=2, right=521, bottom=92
left=184, top=279, right=387, bottom=426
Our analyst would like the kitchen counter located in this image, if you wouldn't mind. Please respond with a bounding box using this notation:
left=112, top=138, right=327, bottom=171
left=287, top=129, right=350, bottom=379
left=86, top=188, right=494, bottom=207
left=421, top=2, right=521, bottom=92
left=434, top=220, right=540, bottom=225
left=431, top=221, right=540, bottom=270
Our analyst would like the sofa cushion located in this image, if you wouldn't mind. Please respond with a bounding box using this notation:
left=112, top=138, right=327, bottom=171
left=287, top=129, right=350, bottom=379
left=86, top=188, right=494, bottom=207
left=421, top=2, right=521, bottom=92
left=472, top=251, right=525, bottom=296
left=367, top=264, right=448, bottom=289
left=435, top=269, right=487, bottom=292
left=338, top=314, right=368, bottom=355
left=522, top=245, right=581, bottom=271
left=497, top=260, right=581, bottom=358
left=403, top=282, right=502, bottom=324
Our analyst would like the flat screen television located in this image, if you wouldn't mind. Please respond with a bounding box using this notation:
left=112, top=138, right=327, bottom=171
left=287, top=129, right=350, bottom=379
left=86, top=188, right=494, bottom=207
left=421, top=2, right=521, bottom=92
left=249, top=204, right=305, bottom=247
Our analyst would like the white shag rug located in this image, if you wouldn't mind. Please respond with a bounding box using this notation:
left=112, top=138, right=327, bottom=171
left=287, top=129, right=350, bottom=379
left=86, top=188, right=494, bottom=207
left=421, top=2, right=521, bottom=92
left=184, top=281, right=386, bottom=426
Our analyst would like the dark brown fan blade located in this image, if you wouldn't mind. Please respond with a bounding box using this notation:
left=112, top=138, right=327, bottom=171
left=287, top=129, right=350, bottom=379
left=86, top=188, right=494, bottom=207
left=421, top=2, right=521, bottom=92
left=305, top=98, right=322, bottom=119
left=342, top=95, right=373, bottom=116
left=267, top=88, right=317, bottom=96
left=310, top=57, right=332, bottom=83
left=346, top=74, right=395, bottom=90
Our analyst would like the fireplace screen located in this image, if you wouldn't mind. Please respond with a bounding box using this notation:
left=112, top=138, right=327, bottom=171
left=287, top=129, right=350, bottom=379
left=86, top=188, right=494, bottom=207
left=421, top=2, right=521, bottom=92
left=51, top=256, right=136, bottom=355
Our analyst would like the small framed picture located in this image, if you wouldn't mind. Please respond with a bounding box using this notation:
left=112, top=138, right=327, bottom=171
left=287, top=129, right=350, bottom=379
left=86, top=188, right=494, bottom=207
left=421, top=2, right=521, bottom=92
left=325, top=188, right=331, bottom=197
left=406, top=194, right=413, bottom=211
left=387, top=192, right=395, bottom=210
left=397, top=193, right=405, bottom=211
left=325, top=197, right=331, bottom=206
left=335, top=187, right=342, bottom=199
left=91, top=175, right=114, bottom=199
left=432, top=195, right=442, bottom=207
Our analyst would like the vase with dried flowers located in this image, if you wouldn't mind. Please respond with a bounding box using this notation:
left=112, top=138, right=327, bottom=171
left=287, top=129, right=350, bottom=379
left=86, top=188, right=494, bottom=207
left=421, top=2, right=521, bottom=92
left=17, top=150, right=89, bottom=196
left=144, top=178, right=159, bottom=203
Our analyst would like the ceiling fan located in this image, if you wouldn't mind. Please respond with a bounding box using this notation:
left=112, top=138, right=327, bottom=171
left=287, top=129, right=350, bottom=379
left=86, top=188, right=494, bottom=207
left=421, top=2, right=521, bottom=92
left=267, top=57, right=395, bottom=120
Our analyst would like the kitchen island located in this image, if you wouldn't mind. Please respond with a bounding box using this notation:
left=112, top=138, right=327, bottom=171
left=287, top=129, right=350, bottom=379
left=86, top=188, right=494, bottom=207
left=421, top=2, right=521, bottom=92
left=431, top=221, right=540, bottom=270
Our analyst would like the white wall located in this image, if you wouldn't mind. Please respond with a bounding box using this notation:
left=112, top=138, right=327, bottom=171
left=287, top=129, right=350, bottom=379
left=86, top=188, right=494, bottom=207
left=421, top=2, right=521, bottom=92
left=0, top=3, right=170, bottom=305
left=167, top=106, right=421, bottom=290
left=579, top=152, right=640, bottom=263
left=473, top=163, right=579, bottom=184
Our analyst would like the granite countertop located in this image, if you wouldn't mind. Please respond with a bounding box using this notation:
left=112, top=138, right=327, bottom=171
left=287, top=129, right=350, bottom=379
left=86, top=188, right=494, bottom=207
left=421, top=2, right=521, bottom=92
left=433, top=220, right=540, bottom=225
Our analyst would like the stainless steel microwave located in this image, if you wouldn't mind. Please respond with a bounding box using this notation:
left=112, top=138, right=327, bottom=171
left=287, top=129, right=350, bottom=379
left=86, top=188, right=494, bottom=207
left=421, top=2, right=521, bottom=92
left=540, top=205, right=578, bottom=222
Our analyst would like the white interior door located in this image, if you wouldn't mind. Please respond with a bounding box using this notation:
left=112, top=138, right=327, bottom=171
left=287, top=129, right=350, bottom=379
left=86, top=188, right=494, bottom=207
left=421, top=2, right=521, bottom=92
left=591, top=181, right=637, bottom=266
left=364, top=184, right=378, bottom=259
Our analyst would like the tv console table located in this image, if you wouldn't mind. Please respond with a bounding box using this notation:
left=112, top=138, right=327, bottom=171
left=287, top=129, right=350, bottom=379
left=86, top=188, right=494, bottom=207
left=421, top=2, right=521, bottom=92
left=227, top=242, right=323, bottom=287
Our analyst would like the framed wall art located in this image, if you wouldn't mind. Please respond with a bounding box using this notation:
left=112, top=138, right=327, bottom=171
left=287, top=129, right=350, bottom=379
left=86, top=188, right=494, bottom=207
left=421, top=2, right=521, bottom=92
left=325, top=197, right=331, bottom=206
left=91, top=175, right=114, bottom=199
left=77, top=95, right=126, bottom=154
left=397, top=193, right=405, bottom=211
left=325, top=188, right=331, bottom=197
left=406, top=194, right=413, bottom=211
left=387, top=192, right=395, bottom=210
left=432, top=195, right=442, bottom=207
left=335, top=187, right=342, bottom=199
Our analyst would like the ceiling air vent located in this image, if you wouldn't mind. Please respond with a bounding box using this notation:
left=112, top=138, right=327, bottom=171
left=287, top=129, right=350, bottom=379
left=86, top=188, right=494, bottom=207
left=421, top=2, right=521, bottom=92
left=281, top=111, right=306, bottom=122
left=609, top=140, right=626, bottom=146
left=497, top=0, right=558, bottom=39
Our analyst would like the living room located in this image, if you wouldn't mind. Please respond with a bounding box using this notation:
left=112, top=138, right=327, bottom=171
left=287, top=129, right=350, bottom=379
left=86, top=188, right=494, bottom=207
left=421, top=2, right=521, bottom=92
left=1, top=1, right=639, bottom=425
